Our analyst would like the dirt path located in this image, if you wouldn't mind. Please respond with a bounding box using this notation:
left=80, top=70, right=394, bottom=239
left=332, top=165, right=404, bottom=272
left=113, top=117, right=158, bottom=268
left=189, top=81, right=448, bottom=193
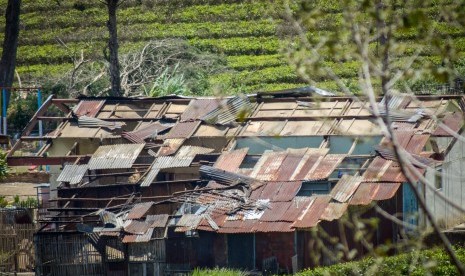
left=0, top=182, right=37, bottom=201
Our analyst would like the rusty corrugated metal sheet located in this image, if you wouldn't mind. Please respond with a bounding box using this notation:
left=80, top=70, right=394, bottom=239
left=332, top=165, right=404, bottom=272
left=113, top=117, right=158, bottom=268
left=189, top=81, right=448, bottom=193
left=370, top=182, right=402, bottom=200
left=88, top=144, right=145, bottom=170
left=276, top=153, right=304, bottom=181
left=202, top=96, right=252, bottom=125
left=320, top=202, right=348, bottom=221
left=181, top=99, right=222, bottom=121
left=406, top=134, right=430, bottom=154
left=57, top=164, right=88, bottom=184
left=152, top=156, right=194, bottom=168
left=175, top=214, right=203, bottom=232
left=126, top=202, right=154, bottom=220
left=147, top=214, right=170, bottom=228
left=140, top=168, right=161, bottom=187
left=176, top=145, right=214, bottom=157
left=122, top=228, right=154, bottom=243
left=292, top=195, right=331, bottom=229
left=158, top=138, right=184, bottom=156
left=163, top=121, right=200, bottom=139
left=306, top=154, right=346, bottom=180
left=123, top=122, right=173, bottom=143
left=391, top=122, right=415, bottom=130
left=214, top=148, right=248, bottom=172
left=124, top=220, right=151, bottom=235
left=274, top=181, right=302, bottom=202
left=252, top=152, right=287, bottom=181
left=363, top=157, right=392, bottom=181
left=291, top=153, right=323, bottom=180
left=330, top=175, right=363, bottom=203
left=433, top=112, right=464, bottom=136
left=74, top=100, right=105, bottom=117
left=349, top=182, right=375, bottom=205
left=259, top=201, right=292, bottom=221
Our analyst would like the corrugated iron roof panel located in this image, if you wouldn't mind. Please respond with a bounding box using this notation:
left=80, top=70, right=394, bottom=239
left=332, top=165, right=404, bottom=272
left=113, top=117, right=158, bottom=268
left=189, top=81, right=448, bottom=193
left=78, top=116, right=125, bottom=130
left=202, top=96, right=252, bottom=125
left=258, top=181, right=282, bottom=200
left=181, top=99, right=222, bottom=121
left=126, top=202, right=154, bottom=220
left=276, top=153, right=304, bottom=181
left=147, top=214, right=170, bottom=228
left=292, top=195, right=331, bottom=228
left=129, top=122, right=173, bottom=140
left=306, top=154, right=346, bottom=180
left=176, top=146, right=214, bottom=157
left=253, top=152, right=287, bottom=181
left=74, top=100, right=105, bottom=117
left=330, top=175, right=363, bottom=203
left=274, top=181, right=302, bottom=202
left=259, top=201, right=293, bottom=222
left=433, top=112, right=464, bottom=136
left=320, top=202, right=348, bottom=221
left=57, top=164, right=88, bottom=184
left=283, top=197, right=314, bottom=221
left=140, top=168, right=161, bottom=187
left=214, top=148, right=248, bottom=172
left=291, top=153, right=324, bottom=180
left=124, top=220, right=151, bottom=235
left=88, top=144, right=145, bottom=170
left=158, top=138, right=184, bottom=156
left=122, top=228, right=154, bottom=243
left=406, top=134, right=430, bottom=154
left=363, top=157, right=391, bottom=181
left=371, top=182, right=402, bottom=200
left=175, top=214, right=203, bottom=232
left=163, top=121, right=200, bottom=139
left=253, top=221, right=293, bottom=232
left=153, top=156, right=194, bottom=168
left=349, top=182, right=375, bottom=205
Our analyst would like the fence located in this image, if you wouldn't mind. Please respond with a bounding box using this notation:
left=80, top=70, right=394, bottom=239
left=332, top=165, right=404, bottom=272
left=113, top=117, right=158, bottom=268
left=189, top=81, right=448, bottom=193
left=0, top=209, right=37, bottom=273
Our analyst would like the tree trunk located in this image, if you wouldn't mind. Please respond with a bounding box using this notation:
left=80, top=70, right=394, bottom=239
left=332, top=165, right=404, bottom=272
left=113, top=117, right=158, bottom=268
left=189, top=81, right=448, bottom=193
left=0, top=0, right=21, bottom=107
left=107, top=0, right=122, bottom=96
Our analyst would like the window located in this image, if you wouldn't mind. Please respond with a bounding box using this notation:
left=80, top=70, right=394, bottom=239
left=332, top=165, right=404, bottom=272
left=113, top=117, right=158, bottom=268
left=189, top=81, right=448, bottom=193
left=297, top=181, right=331, bottom=196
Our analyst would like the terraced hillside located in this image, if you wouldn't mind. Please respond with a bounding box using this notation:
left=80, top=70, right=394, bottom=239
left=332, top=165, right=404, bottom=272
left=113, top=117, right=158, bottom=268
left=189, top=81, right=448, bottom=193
left=0, top=0, right=464, bottom=94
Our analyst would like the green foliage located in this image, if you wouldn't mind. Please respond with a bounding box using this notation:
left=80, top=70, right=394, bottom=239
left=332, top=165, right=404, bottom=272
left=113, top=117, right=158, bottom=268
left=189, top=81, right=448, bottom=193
left=297, top=247, right=465, bottom=276
left=0, top=150, right=7, bottom=181
left=192, top=267, right=246, bottom=276
left=144, top=64, right=188, bottom=97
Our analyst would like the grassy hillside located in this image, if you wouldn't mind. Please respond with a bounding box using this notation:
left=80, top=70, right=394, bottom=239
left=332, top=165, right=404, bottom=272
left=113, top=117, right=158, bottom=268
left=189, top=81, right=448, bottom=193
left=0, top=0, right=464, bottom=94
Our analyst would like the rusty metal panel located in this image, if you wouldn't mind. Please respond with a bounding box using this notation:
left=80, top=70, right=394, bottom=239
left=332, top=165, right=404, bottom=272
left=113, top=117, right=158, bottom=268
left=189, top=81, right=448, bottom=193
left=88, top=144, right=145, bottom=170
left=290, top=151, right=326, bottom=180
left=140, top=168, right=160, bottom=187
left=251, top=152, right=287, bottom=181
left=202, top=96, right=252, bottom=125
left=127, top=202, right=154, bottom=220
left=306, top=154, right=346, bottom=180
left=363, top=157, right=392, bottom=181
left=274, top=181, right=302, bottom=202
left=392, top=131, right=414, bottom=148
left=330, top=175, right=363, bottom=203
left=257, top=182, right=282, bottom=200
left=282, top=197, right=314, bottom=222
left=163, top=121, right=200, bottom=139
left=253, top=221, right=293, bottom=232
left=175, top=214, right=203, bottom=232
left=121, top=131, right=146, bottom=144
left=132, top=122, right=173, bottom=139
left=259, top=201, right=292, bottom=221
left=124, top=220, right=151, bottom=235
left=349, top=182, right=375, bottom=205
left=276, top=153, right=304, bottom=181
left=181, top=99, right=222, bottom=121
left=380, top=164, right=403, bottom=182
left=320, top=202, right=348, bottom=221
left=158, top=138, right=184, bottom=156
left=370, top=182, right=402, bottom=200
left=123, top=228, right=154, bottom=243
left=176, top=145, right=214, bottom=157
left=433, top=112, right=464, bottom=136
left=57, top=164, right=88, bottom=184
left=153, top=156, right=194, bottom=168
left=214, top=148, right=248, bottom=172
left=74, top=100, right=105, bottom=117
left=391, top=122, right=415, bottom=130
left=406, top=134, right=430, bottom=154
left=147, top=214, right=170, bottom=228
left=292, top=195, right=330, bottom=229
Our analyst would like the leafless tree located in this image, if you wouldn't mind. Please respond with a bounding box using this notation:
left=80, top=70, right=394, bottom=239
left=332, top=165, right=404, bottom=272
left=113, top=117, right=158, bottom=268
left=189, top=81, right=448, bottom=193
left=281, top=0, right=465, bottom=273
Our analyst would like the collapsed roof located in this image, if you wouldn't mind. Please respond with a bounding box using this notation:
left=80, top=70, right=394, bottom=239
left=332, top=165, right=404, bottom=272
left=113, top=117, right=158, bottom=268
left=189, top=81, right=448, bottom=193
left=8, top=90, right=465, bottom=239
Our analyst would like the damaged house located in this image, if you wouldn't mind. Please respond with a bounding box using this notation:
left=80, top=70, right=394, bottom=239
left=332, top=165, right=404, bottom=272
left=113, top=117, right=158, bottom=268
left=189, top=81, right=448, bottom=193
left=7, top=89, right=465, bottom=275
